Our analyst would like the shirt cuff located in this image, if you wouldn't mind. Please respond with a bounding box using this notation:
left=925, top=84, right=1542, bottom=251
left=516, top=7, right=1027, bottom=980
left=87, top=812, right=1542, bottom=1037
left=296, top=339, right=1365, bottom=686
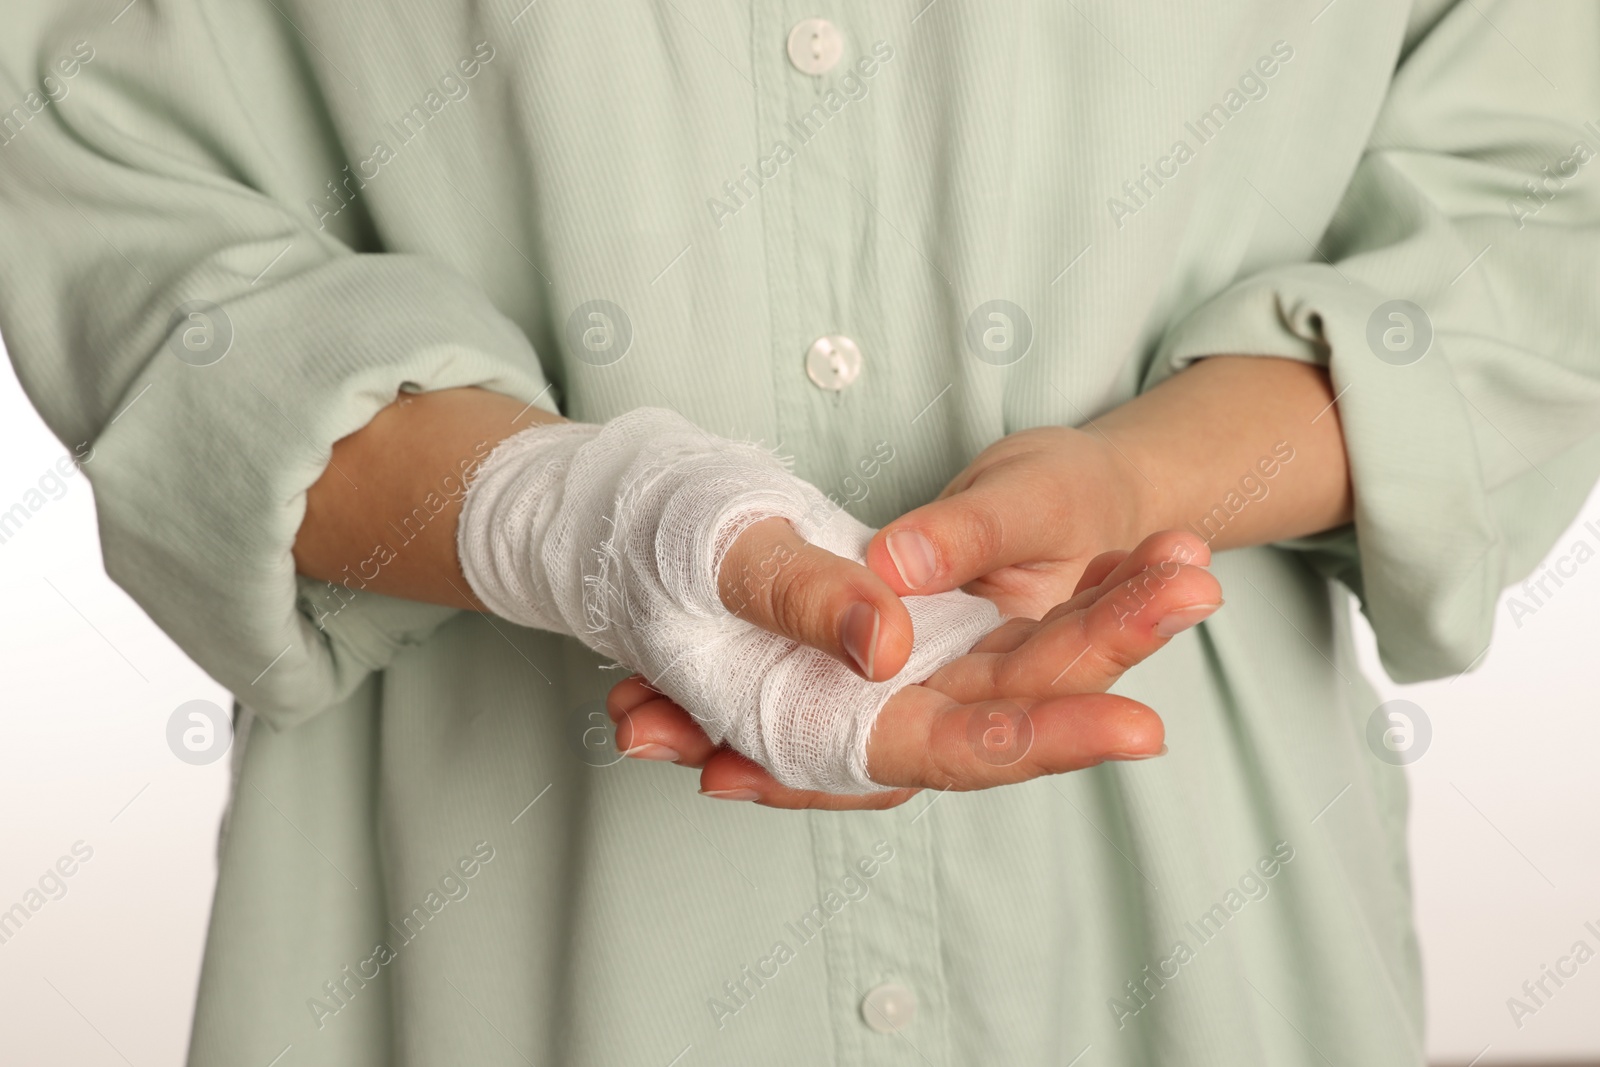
left=86, top=254, right=555, bottom=729
left=1144, top=263, right=1499, bottom=682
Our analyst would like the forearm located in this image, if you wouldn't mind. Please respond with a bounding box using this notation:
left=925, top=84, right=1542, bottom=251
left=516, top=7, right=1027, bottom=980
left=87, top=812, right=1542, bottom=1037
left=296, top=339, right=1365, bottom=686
left=1099, top=356, right=1352, bottom=551
left=290, top=356, right=1346, bottom=649
left=292, top=386, right=561, bottom=610
left=294, top=389, right=930, bottom=688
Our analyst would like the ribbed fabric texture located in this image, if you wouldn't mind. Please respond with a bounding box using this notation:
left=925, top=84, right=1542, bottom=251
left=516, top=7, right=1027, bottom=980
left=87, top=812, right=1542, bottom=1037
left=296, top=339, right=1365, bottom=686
left=2, top=1, right=1598, bottom=1065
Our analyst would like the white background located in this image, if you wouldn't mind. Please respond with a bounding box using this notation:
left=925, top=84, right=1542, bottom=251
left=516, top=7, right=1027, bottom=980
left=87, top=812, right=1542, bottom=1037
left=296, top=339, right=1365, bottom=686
left=0, top=340, right=1596, bottom=1066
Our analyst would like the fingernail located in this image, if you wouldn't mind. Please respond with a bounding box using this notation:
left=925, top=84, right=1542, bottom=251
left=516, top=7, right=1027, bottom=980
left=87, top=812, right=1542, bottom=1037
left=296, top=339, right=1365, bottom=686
left=1154, top=602, right=1221, bottom=637
left=622, top=743, right=681, bottom=762
left=840, top=602, right=881, bottom=679
left=886, top=530, right=937, bottom=590
left=700, top=788, right=760, bottom=802
left=1107, top=745, right=1169, bottom=761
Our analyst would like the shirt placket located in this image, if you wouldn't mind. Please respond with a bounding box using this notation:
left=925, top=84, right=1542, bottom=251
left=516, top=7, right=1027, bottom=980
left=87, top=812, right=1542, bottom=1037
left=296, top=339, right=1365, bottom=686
left=750, top=4, right=950, bottom=1063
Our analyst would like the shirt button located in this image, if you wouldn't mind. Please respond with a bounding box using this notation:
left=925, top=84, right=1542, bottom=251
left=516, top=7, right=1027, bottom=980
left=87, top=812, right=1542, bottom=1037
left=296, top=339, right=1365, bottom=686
left=787, top=18, right=844, bottom=75
left=804, top=334, right=863, bottom=392
left=860, top=982, right=917, bottom=1034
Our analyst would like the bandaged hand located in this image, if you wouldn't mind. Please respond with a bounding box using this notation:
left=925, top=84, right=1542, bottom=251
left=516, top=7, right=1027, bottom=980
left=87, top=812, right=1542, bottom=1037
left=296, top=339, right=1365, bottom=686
left=456, top=408, right=1005, bottom=794
left=609, top=528, right=1219, bottom=809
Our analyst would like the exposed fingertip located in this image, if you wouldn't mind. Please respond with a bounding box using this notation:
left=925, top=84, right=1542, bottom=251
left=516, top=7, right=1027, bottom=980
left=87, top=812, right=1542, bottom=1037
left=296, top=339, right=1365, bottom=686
left=700, top=788, right=760, bottom=801
left=1153, top=600, right=1222, bottom=637
left=884, top=528, right=937, bottom=590
left=699, top=750, right=768, bottom=795
left=839, top=601, right=881, bottom=680
left=623, top=743, right=682, bottom=762
left=869, top=597, right=916, bottom=681
left=1105, top=743, right=1169, bottom=762
left=605, top=675, right=657, bottom=721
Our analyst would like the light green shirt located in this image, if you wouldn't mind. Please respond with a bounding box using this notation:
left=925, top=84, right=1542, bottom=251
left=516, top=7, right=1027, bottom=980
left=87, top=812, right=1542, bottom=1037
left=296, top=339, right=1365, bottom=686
left=4, top=1, right=1599, bottom=1064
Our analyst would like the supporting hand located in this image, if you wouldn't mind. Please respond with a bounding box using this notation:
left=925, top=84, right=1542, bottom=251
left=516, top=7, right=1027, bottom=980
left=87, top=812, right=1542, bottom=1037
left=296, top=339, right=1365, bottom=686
left=610, top=531, right=1220, bottom=809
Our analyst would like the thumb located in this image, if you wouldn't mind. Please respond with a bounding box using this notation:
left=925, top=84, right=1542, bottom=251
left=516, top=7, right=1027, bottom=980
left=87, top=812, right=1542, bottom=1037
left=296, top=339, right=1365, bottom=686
left=720, top=517, right=915, bottom=682
left=865, top=474, right=1060, bottom=596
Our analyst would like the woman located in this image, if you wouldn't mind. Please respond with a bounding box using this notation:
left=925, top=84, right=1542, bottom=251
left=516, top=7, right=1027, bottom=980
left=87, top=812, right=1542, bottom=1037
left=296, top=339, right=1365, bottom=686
left=2, top=1, right=1597, bottom=1064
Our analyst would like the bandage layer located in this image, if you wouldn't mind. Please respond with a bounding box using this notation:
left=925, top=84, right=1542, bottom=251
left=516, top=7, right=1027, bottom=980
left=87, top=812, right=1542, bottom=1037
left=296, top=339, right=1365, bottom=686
left=457, top=408, right=1001, bottom=793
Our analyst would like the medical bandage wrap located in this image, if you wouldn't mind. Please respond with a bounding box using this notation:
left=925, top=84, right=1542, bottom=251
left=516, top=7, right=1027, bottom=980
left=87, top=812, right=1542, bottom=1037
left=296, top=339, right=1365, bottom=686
left=456, top=408, right=1001, bottom=793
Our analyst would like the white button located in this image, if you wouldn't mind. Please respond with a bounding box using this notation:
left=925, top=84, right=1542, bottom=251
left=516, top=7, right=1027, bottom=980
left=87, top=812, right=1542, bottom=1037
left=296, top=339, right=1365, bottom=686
left=787, top=18, right=844, bottom=76
left=860, top=982, right=917, bottom=1034
left=804, top=334, right=863, bottom=391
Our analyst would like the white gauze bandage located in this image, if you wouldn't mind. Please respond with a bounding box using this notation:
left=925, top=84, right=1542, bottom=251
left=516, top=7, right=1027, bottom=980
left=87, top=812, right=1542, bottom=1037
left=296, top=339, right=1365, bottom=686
left=457, top=408, right=1001, bottom=793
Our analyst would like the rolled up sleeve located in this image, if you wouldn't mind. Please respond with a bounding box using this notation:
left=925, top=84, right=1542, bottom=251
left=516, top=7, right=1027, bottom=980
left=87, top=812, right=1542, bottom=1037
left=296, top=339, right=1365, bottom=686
left=1143, top=0, right=1600, bottom=682
left=0, top=4, right=552, bottom=727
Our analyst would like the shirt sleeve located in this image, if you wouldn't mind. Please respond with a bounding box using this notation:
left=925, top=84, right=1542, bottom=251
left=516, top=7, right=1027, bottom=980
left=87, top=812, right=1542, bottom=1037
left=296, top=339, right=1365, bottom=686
left=0, top=5, right=554, bottom=728
left=1142, top=0, right=1600, bottom=683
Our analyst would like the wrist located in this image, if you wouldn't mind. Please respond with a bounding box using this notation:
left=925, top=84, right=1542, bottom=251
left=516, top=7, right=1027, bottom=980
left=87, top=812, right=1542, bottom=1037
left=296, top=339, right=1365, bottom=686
left=1085, top=355, right=1352, bottom=554
left=1082, top=427, right=1166, bottom=553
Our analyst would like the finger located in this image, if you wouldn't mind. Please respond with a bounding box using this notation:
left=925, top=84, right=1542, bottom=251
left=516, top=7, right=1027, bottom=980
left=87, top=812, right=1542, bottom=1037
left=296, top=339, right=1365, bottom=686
left=1073, top=549, right=1129, bottom=597
left=612, top=694, right=722, bottom=768
left=927, top=535, right=1222, bottom=704
left=863, top=464, right=1063, bottom=596
left=965, top=616, right=1037, bottom=656
left=1044, top=529, right=1212, bottom=624
left=916, top=532, right=1208, bottom=693
left=720, top=517, right=914, bottom=682
left=1037, top=531, right=1208, bottom=625
left=697, top=749, right=922, bottom=810
left=1005, top=562, right=1222, bottom=693
left=606, top=674, right=662, bottom=721
left=866, top=687, right=1165, bottom=791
